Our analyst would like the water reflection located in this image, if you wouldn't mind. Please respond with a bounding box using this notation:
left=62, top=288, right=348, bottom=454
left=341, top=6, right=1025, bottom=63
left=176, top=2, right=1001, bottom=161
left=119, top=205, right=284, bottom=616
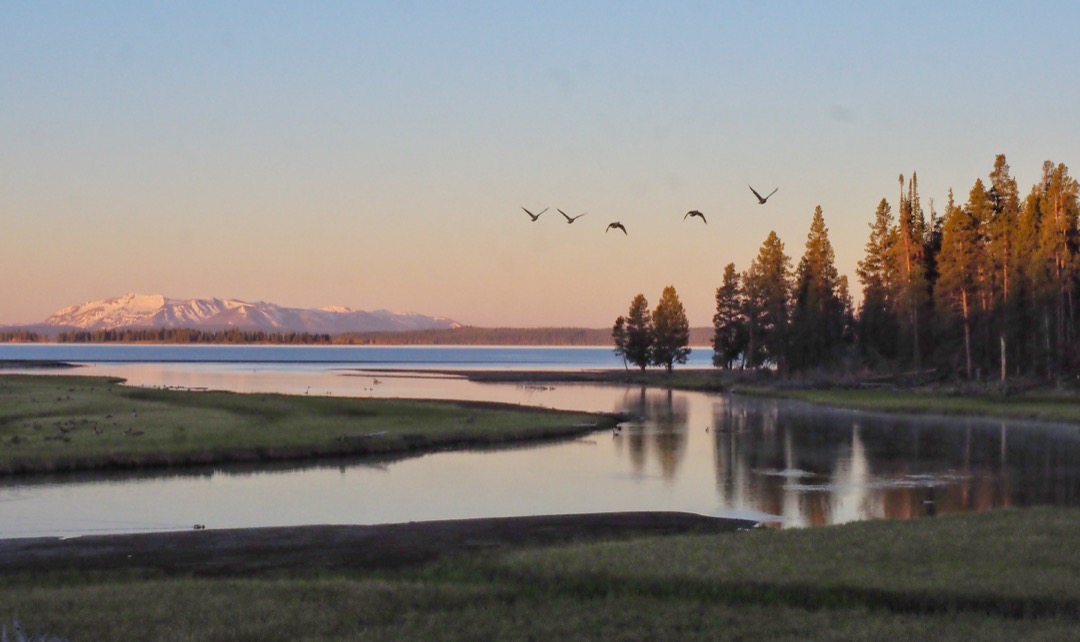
left=1, top=364, right=1079, bottom=538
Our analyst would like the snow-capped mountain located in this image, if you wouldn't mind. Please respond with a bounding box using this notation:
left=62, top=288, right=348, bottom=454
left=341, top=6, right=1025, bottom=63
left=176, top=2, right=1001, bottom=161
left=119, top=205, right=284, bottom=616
left=42, top=294, right=460, bottom=334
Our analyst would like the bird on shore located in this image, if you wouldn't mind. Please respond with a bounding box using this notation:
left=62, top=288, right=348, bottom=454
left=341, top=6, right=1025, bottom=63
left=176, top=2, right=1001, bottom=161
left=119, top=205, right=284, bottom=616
left=684, top=210, right=707, bottom=223
left=558, top=209, right=587, bottom=223
left=521, top=206, right=548, bottom=221
left=749, top=185, right=779, bottom=204
left=606, top=222, right=627, bottom=235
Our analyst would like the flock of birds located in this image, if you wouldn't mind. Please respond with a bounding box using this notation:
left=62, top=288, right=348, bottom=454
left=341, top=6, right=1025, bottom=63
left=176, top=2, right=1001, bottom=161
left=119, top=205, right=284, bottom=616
left=520, top=185, right=778, bottom=235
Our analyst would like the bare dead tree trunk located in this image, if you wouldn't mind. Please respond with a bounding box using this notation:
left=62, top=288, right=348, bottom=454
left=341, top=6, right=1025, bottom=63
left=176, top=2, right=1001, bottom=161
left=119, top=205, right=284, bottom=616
left=1000, top=334, right=1007, bottom=384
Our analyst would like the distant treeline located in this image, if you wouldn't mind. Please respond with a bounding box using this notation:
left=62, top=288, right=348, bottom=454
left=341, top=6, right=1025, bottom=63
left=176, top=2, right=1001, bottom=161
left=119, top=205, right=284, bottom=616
left=1, top=330, right=42, bottom=343
left=2, top=326, right=713, bottom=346
left=54, top=328, right=334, bottom=344
left=336, top=326, right=714, bottom=346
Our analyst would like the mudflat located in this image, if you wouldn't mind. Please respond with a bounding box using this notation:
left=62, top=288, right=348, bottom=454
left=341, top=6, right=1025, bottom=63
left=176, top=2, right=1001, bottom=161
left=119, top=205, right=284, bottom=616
left=0, top=512, right=753, bottom=577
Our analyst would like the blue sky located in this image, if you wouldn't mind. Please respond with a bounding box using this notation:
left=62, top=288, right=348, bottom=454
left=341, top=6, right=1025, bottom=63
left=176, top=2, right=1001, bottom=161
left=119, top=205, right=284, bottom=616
left=3, top=2, right=1079, bottom=327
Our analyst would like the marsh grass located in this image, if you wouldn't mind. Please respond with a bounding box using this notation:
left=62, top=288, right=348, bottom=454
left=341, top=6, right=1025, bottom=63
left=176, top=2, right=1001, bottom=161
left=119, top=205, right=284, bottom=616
left=488, top=507, right=1080, bottom=617
left=2, top=509, right=1079, bottom=640
left=0, top=374, right=612, bottom=473
left=739, top=386, right=1080, bottom=425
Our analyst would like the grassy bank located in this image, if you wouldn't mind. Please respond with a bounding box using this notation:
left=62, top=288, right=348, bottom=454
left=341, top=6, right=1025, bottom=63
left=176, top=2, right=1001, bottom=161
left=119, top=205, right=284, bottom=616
left=0, top=374, right=616, bottom=474
left=463, top=368, right=1080, bottom=425
left=2, top=508, right=1078, bottom=640
left=737, top=386, right=1080, bottom=425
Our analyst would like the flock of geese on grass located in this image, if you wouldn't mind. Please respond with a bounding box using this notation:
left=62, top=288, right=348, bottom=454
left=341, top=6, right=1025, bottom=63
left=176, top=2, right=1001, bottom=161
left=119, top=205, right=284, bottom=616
left=520, top=185, right=779, bottom=235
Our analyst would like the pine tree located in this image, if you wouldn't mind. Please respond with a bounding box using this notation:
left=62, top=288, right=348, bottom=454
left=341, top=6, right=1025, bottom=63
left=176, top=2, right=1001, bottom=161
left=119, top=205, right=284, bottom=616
left=712, top=263, right=746, bottom=369
left=1034, top=162, right=1080, bottom=374
left=935, top=190, right=979, bottom=378
left=987, top=155, right=1021, bottom=381
left=856, top=198, right=899, bottom=363
left=788, top=206, right=844, bottom=371
left=891, top=173, right=931, bottom=368
left=651, top=286, right=691, bottom=372
left=743, top=231, right=792, bottom=371
left=965, top=178, right=996, bottom=372
left=621, top=294, right=654, bottom=371
left=1013, top=185, right=1045, bottom=373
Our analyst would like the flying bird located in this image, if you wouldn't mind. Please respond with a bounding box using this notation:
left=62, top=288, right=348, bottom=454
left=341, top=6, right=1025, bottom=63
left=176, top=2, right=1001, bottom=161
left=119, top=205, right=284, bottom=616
left=606, top=222, right=627, bottom=235
left=521, top=206, right=548, bottom=221
left=558, top=209, right=587, bottom=223
left=684, top=210, right=707, bottom=223
left=749, top=185, right=779, bottom=204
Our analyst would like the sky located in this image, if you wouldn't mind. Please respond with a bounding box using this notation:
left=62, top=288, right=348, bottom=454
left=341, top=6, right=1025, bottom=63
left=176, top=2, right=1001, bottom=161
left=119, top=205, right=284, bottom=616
left=4, top=2, right=1080, bottom=329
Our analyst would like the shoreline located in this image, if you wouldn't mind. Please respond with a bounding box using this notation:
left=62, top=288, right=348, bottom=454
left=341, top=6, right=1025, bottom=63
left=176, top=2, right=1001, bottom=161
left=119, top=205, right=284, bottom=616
left=0, top=512, right=754, bottom=576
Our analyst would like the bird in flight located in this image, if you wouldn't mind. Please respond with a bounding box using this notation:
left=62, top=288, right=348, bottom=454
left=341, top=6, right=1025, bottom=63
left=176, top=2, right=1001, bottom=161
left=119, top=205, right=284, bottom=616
left=521, top=206, right=548, bottom=221
left=606, top=222, right=627, bottom=235
left=748, top=185, right=779, bottom=204
left=558, top=209, right=587, bottom=224
left=684, top=210, right=707, bottom=223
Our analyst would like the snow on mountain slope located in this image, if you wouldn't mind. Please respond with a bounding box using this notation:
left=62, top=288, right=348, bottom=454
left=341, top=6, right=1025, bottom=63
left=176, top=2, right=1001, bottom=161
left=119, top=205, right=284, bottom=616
left=42, top=294, right=459, bottom=334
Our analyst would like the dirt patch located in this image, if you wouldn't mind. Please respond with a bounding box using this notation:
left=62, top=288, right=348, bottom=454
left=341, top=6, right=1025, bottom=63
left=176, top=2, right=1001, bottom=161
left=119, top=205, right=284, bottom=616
left=0, top=512, right=754, bottom=577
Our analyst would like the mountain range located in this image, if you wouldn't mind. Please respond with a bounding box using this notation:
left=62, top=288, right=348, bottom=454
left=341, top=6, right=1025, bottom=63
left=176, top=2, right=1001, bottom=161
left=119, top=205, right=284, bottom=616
left=32, top=294, right=460, bottom=335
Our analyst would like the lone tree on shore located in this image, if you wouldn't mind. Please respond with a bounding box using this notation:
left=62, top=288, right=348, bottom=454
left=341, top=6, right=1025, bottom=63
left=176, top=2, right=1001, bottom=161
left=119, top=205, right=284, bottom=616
left=652, top=285, right=691, bottom=372
left=613, top=294, right=653, bottom=371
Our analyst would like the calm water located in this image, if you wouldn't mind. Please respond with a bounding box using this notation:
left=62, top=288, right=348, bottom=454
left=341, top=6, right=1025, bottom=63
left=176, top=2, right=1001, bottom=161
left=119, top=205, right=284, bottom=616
left=0, top=343, right=715, bottom=369
left=2, top=345, right=1079, bottom=538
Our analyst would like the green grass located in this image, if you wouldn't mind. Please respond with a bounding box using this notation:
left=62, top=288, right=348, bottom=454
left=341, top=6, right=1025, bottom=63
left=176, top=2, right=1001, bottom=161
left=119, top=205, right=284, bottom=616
left=3, top=509, right=1080, bottom=641
left=0, top=374, right=613, bottom=473
left=489, top=507, right=1080, bottom=616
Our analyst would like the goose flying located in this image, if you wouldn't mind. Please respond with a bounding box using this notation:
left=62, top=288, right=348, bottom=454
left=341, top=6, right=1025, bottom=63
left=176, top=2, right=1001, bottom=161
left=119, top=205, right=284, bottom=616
left=558, top=209, right=587, bottom=224
left=684, top=210, right=707, bottom=223
left=606, top=222, right=627, bottom=235
left=748, top=185, right=778, bottom=204
left=521, top=206, right=548, bottom=221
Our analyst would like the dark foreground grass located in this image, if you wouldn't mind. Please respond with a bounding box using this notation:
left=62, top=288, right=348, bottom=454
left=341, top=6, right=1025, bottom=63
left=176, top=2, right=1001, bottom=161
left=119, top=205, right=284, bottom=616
left=0, top=374, right=614, bottom=474
left=2, top=508, right=1079, bottom=641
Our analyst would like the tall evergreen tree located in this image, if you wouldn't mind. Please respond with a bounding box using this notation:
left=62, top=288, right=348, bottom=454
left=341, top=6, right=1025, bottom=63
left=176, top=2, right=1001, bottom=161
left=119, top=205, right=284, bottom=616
left=789, top=206, right=844, bottom=371
left=891, top=173, right=932, bottom=368
left=620, top=294, right=654, bottom=371
left=712, top=263, right=746, bottom=369
left=935, top=190, right=980, bottom=378
left=743, top=231, right=792, bottom=372
left=964, top=178, right=995, bottom=372
left=652, top=286, right=691, bottom=372
left=856, top=198, right=899, bottom=363
left=1034, top=162, right=1080, bottom=374
left=1013, top=185, right=1046, bottom=373
left=986, top=155, right=1021, bottom=381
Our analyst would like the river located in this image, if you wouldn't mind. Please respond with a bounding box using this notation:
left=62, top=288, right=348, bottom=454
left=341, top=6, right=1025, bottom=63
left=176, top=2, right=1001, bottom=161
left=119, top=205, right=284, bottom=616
left=1, top=345, right=1078, bottom=538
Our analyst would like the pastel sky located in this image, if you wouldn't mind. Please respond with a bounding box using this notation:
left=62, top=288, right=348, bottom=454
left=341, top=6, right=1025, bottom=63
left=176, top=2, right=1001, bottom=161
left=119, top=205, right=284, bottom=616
left=4, top=2, right=1079, bottom=328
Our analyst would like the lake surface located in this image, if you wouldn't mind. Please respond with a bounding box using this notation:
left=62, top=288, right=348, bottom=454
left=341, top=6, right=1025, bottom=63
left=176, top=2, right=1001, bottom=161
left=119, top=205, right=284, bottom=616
left=2, top=345, right=1079, bottom=538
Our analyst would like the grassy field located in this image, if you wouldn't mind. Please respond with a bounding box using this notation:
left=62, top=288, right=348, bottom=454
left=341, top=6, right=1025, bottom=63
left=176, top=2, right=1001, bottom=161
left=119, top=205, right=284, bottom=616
left=0, top=374, right=615, bottom=474
left=4, top=370, right=1080, bottom=639
left=2, top=508, right=1078, bottom=641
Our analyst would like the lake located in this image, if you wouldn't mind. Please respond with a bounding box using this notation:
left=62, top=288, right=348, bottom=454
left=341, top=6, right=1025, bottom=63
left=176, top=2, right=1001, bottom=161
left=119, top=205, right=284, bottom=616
left=2, top=345, right=1079, bottom=538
